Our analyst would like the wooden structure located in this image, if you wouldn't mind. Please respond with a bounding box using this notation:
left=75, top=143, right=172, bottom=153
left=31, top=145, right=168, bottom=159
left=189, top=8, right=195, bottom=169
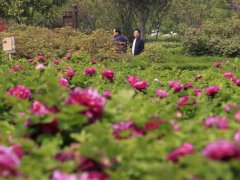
left=63, top=4, right=78, bottom=28
left=0, top=17, right=5, bottom=32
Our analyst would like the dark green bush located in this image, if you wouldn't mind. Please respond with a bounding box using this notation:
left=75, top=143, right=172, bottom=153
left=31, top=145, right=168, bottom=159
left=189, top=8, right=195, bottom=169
left=182, top=19, right=240, bottom=57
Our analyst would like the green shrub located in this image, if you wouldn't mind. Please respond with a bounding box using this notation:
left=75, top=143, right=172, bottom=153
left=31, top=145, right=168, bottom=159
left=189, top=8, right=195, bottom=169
left=0, top=25, right=113, bottom=59
left=182, top=19, right=240, bottom=57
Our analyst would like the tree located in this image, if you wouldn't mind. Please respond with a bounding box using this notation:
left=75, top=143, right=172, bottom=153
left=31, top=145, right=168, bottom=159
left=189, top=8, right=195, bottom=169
left=0, top=0, right=66, bottom=26
left=112, top=0, right=172, bottom=39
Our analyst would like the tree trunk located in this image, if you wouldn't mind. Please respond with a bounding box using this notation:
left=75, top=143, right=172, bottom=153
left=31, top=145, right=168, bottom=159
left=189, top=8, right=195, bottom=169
left=140, top=13, right=146, bottom=40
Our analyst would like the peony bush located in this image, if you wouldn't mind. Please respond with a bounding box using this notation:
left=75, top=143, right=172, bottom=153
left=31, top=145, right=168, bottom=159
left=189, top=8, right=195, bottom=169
left=0, top=49, right=240, bottom=180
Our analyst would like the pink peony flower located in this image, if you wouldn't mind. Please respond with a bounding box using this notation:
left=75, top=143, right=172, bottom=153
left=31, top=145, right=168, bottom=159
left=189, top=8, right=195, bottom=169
left=84, top=68, right=96, bottom=76
left=66, top=67, right=72, bottom=72
left=36, top=55, right=46, bottom=63
left=166, top=143, right=194, bottom=163
left=0, top=144, right=23, bottom=177
left=51, top=170, right=78, bottom=180
left=205, top=86, right=221, bottom=96
left=170, top=121, right=181, bottom=131
left=103, top=91, right=112, bottom=99
left=177, top=96, right=197, bottom=107
left=79, top=171, right=109, bottom=180
left=169, top=81, right=183, bottom=93
left=31, top=101, right=49, bottom=115
left=234, top=130, right=240, bottom=142
left=28, top=59, right=34, bottom=63
left=235, top=110, right=240, bottom=121
left=66, top=87, right=106, bottom=123
left=231, top=77, right=238, bottom=83
left=58, top=78, right=69, bottom=88
left=203, top=117, right=228, bottom=129
left=202, top=140, right=240, bottom=161
left=65, top=53, right=72, bottom=60
left=156, top=89, right=168, bottom=99
left=102, top=70, right=115, bottom=81
left=214, top=61, right=222, bottom=67
left=224, top=103, right=238, bottom=113
left=12, top=65, right=23, bottom=72
left=184, top=82, right=194, bottom=90
left=133, top=81, right=148, bottom=91
left=8, top=85, right=31, bottom=100
left=223, top=72, right=234, bottom=79
left=112, top=120, right=145, bottom=140
left=36, top=64, right=45, bottom=70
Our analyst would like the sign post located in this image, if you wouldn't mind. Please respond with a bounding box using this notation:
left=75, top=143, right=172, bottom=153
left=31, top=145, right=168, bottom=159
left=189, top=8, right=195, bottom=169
left=2, top=37, right=16, bottom=60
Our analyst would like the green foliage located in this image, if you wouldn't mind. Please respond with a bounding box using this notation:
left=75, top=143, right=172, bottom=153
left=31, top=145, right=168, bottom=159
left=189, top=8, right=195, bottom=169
left=182, top=19, right=240, bottom=57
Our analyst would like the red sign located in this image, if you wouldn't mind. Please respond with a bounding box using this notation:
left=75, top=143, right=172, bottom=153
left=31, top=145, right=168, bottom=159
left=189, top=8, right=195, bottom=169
left=0, top=23, right=5, bottom=32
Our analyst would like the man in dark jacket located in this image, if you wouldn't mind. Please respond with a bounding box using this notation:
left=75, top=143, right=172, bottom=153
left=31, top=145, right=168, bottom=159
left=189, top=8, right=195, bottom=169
left=112, top=28, right=128, bottom=54
left=132, top=29, right=144, bottom=56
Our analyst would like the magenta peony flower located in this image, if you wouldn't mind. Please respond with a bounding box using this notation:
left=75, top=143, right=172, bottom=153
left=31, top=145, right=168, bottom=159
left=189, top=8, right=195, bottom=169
left=112, top=120, right=145, bottom=140
left=84, top=68, right=96, bottom=76
left=91, top=58, right=97, bottom=64
left=103, top=90, right=112, bottom=99
left=12, top=65, right=23, bottom=72
left=66, top=87, right=106, bottom=123
left=203, top=117, right=228, bottom=129
left=53, top=60, right=60, bottom=65
left=79, top=171, right=109, bottom=180
left=126, top=76, right=140, bottom=86
left=0, top=144, right=23, bottom=177
left=156, top=89, right=168, bottom=99
left=31, top=101, right=49, bottom=115
left=234, top=79, right=240, bottom=86
left=202, top=140, right=240, bottom=161
left=194, top=89, right=202, bottom=96
left=166, top=143, right=194, bottom=163
left=66, top=71, right=75, bottom=78
left=65, top=53, right=72, bottom=60
left=126, top=76, right=148, bottom=91
left=102, top=70, right=115, bottom=81
left=223, top=72, right=234, bottom=79
left=8, top=85, right=31, bottom=100
left=177, top=96, right=189, bottom=107
left=169, top=81, right=183, bottom=93
left=36, top=55, right=46, bottom=63
left=36, top=64, right=45, bottom=70
left=234, top=130, right=240, bottom=142
left=214, top=61, right=222, bottom=67
left=145, top=119, right=164, bottom=130
left=133, top=81, right=148, bottom=91
left=205, top=86, right=221, bottom=96
left=66, top=66, right=72, bottom=72
left=58, top=78, right=69, bottom=88
left=51, top=170, right=78, bottom=180
left=184, top=82, right=194, bottom=90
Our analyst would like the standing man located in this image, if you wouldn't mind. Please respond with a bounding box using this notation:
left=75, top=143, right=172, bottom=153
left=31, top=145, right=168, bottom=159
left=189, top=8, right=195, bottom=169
left=112, top=28, right=128, bottom=54
left=132, top=29, right=144, bottom=56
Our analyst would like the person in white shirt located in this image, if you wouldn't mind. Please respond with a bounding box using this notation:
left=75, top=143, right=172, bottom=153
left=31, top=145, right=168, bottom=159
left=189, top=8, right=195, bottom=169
left=131, top=29, right=144, bottom=56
